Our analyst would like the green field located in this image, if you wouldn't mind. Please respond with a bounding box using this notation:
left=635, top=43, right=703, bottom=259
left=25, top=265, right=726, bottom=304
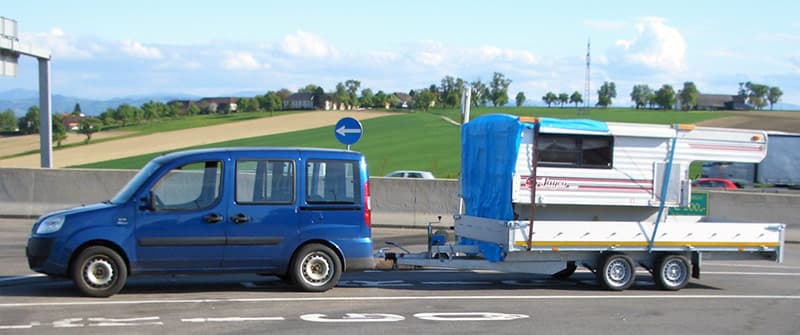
left=76, top=107, right=728, bottom=177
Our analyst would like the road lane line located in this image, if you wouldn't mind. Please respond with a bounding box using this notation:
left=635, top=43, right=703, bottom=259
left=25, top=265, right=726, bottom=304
left=2, top=294, right=800, bottom=308
left=182, top=317, right=285, bottom=323
left=702, top=271, right=800, bottom=276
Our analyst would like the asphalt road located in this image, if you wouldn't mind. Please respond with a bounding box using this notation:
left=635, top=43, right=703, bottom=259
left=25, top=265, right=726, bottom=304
left=2, top=218, right=799, bottom=334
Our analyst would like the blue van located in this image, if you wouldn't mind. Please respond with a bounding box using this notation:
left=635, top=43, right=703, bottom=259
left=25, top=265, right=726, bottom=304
left=26, top=147, right=374, bottom=297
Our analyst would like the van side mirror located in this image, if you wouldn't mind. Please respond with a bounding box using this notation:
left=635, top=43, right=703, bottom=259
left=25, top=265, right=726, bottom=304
left=139, top=191, right=156, bottom=211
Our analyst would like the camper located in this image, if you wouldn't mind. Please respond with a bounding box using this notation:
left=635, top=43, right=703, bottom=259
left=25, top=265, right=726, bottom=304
left=386, top=114, right=784, bottom=291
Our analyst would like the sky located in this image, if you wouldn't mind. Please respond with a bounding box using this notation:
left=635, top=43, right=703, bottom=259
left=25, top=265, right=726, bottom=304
left=1, top=0, right=799, bottom=106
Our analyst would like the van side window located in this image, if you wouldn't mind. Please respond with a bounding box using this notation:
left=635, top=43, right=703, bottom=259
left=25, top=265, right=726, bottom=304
left=306, top=160, right=361, bottom=204
left=236, top=160, right=294, bottom=204
left=151, top=161, right=222, bottom=211
left=537, top=134, right=613, bottom=169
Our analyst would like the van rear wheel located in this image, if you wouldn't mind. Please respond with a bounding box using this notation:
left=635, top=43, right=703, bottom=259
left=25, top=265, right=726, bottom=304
left=290, top=244, right=342, bottom=292
left=71, top=246, right=127, bottom=297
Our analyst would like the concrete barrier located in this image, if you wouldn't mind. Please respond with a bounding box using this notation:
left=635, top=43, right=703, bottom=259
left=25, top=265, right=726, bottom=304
left=0, top=168, right=797, bottom=241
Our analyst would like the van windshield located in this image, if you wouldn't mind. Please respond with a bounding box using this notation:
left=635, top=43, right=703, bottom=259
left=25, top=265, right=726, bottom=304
left=110, top=161, right=162, bottom=204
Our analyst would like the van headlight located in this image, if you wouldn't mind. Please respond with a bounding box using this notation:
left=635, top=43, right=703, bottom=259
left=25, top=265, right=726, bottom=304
left=36, top=216, right=65, bottom=234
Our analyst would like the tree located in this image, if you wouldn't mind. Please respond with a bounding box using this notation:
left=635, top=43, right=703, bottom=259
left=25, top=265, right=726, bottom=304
left=374, top=90, right=389, bottom=109
left=78, top=118, right=102, bottom=144
left=237, top=97, right=261, bottom=113
left=767, top=86, right=783, bottom=111
left=360, top=88, right=374, bottom=108
left=489, top=72, right=512, bottom=107
left=558, top=93, right=569, bottom=108
left=596, top=81, right=616, bottom=108
left=17, top=106, right=39, bottom=134
left=141, top=101, right=164, bottom=120
left=276, top=88, right=292, bottom=101
left=745, top=82, right=769, bottom=110
left=569, top=91, right=583, bottom=108
left=186, top=104, right=201, bottom=116
left=334, top=82, right=350, bottom=108
left=258, top=91, right=283, bottom=115
left=72, top=103, right=83, bottom=116
left=542, top=92, right=557, bottom=108
left=0, top=109, right=16, bottom=131
left=654, top=84, right=677, bottom=110
left=678, top=82, right=699, bottom=111
left=630, top=84, right=652, bottom=109
left=515, top=92, right=526, bottom=107
left=345, top=80, right=361, bottom=108
left=440, top=75, right=466, bottom=107
left=298, top=84, right=319, bottom=94
left=413, top=89, right=436, bottom=111
left=52, top=114, right=67, bottom=147
left=470, top=80, right=490, bottom=106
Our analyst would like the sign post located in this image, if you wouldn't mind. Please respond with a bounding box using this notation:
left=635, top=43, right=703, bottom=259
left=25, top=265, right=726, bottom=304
left=334, top=117, right=363, bottom=150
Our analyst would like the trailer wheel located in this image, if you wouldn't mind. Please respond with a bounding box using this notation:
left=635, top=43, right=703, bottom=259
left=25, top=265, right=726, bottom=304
left=654, top=254, right=690, bottom=291
left=597, top=253, right=636, bottom=291
left=551, top=261, right=577, bottom=279
left=290, top=244, right=341, bottom=292
left=71, top=246, right=127, bottom=297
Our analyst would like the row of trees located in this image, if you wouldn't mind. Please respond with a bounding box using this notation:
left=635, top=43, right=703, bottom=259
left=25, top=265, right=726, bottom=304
left=541, top=91, right=584, bottom=108
left=593, top=81, right=784, bottom=111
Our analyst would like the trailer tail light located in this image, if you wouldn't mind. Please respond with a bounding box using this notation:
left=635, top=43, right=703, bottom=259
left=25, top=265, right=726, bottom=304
left=364, top=180, right=372, bottom=228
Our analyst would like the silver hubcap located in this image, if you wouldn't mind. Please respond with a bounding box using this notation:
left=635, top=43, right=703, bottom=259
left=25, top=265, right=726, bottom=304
left=301, top=252, right=332, bottom=286
left=663, top=260, right=686, bottom=285
left=84, top=257, right=114, bottom=287
left=607, top=259, right=631, bottom=286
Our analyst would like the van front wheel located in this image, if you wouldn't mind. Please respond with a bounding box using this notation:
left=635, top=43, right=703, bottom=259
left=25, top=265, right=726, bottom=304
left=291, top=244, right=342, bottom=292
left=71, top=246, right=127, bottom=297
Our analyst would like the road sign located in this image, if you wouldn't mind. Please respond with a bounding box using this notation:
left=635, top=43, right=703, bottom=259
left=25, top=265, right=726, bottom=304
left=334, top=117, right=363, bottom=146
left=669, top=193, right=708, bottom=216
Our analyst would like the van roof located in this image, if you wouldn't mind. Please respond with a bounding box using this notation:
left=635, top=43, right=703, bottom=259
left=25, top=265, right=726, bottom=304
left=152, top=147, right=363, bottom=164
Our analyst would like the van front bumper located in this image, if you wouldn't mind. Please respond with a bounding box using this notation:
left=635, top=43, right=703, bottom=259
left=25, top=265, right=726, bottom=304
left=26, top=237, right=56, bottom=272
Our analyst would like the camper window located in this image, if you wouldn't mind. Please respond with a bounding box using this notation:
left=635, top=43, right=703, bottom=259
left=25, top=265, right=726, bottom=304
left=538, top=134, right=612, bottom=169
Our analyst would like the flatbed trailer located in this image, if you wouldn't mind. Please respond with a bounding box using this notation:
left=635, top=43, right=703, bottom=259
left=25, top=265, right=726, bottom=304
left=386, top=114, right=785, bottom=291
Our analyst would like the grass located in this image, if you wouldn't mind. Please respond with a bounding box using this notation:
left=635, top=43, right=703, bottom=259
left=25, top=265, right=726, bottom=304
left=75, top=107, right=730, bottom=177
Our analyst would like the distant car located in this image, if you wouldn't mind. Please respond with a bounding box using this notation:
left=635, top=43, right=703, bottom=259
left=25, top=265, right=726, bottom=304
left=692, top=177, right=739, bottom=189
left=385, top=170, right=435, bottom=179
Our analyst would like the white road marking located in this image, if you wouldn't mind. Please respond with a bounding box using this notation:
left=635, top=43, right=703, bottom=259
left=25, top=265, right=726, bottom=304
left=414, top=312, right=529, bottom=321
left=300, top=313, right=405, bottom=323
left=2, top=294, right=800, bottom=308
left=702, top=271, right=800, bottom=276
left=338, top=280, right=413, bottom=287
left=181, top=317, right=285, bottom=323
left=0, top=322, right=40, bottom=329
left=704, top=262, right=800, bottom=270
left=87, top=317, right=163, bottom=327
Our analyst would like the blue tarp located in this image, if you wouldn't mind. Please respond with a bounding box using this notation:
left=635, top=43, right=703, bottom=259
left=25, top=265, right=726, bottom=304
left=461, top=114, right=608, bottom=221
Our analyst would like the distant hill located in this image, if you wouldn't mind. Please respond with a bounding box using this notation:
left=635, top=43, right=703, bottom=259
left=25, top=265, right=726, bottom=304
left=0, top=89, right=200, bottom=116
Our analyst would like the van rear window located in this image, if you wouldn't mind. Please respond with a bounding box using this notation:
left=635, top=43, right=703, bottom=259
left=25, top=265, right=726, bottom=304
left=306, top=160, right=361, bottom=204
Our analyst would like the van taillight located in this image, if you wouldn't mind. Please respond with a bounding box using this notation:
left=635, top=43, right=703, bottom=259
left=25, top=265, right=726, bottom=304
left=364, top=180, right=371, bottom=228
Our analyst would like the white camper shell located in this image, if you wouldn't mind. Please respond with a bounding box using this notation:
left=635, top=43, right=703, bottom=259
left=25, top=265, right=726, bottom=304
left=388, top=114, right=784, bottom=291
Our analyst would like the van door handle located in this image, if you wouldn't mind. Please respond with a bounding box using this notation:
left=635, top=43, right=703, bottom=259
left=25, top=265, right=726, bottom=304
left=204, top=213, right=223, bottom=224
left=231, top=213, right=251, bottom=224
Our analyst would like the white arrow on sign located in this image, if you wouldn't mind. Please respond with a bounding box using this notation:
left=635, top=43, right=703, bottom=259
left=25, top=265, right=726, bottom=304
left=336, top=125, right=362, bottom=136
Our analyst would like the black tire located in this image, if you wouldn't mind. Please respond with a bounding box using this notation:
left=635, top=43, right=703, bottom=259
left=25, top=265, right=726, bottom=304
left=70, top=246, right=127, bottom=297
left=551, top=261, right=578, bottom=280
left=597, top=253, right=636, bottom=291
left=654, top=254, right=690, bottom=291
left=290, top=244, right=342, bottom=292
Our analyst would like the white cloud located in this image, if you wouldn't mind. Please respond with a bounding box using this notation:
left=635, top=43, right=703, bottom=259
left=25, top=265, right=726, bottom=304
left=791, top=55, right=800, bottom=74
left=478, top=46, right=538, bottom=64
left=222, top=51, right=265, bottom=70
left=279, top=31, right=333, bottom=58
left=609, top=17, right=687, bottom=73
left=414, top=40, right=446, bottom=66
left=120, top=40, right=163, bottom=59
left=20, top=28, right=93, bottom=59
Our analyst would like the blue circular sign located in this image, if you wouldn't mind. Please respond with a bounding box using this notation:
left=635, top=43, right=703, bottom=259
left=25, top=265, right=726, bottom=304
left=334, top=117, right=363, bottom=146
